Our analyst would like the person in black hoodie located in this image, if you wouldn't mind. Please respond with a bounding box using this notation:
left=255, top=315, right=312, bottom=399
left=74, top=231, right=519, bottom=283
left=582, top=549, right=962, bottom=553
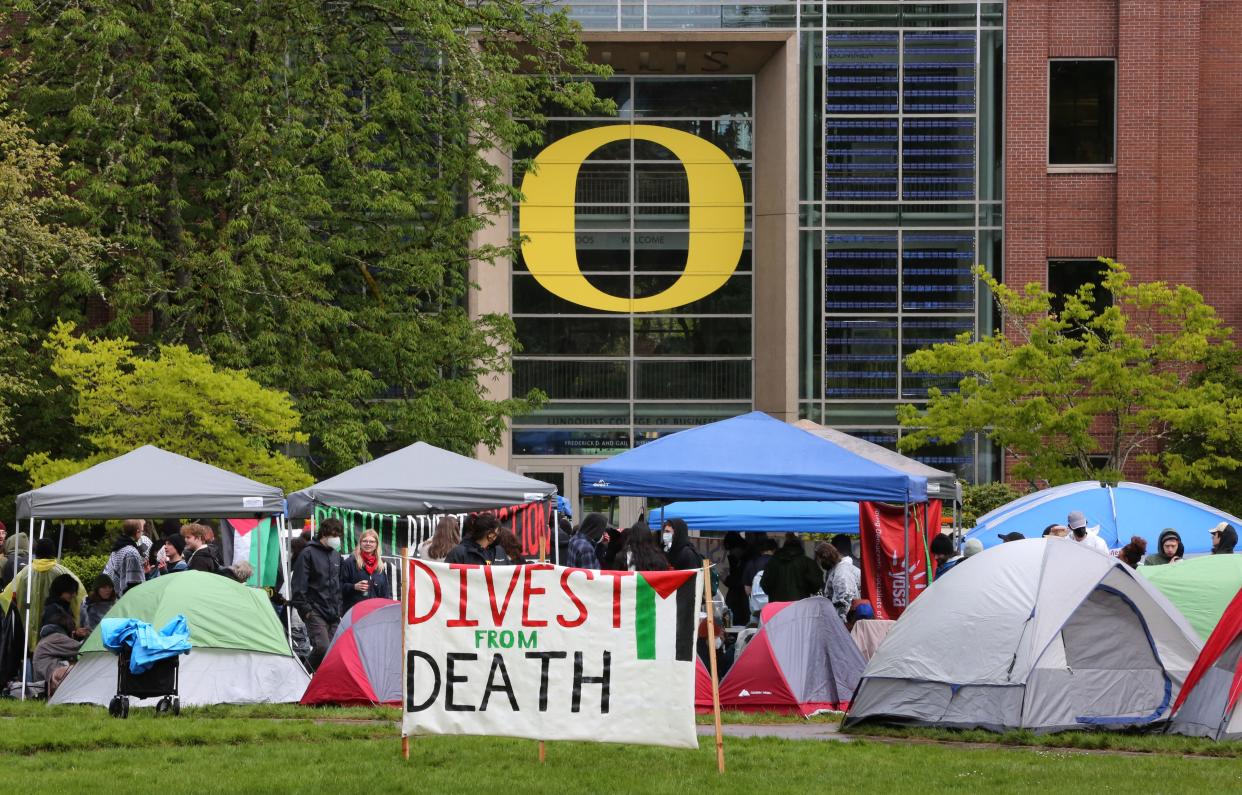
left=445, top=514, right=500, bottom=566
left=291, top=518, right=344, bottom=670
left=340, top=529, right=392, bottom=612
left=1210, top=523, right=1238, bottom=555
left=760, top=533, right=822, bottom=602
left=1143, top=528, right=1184, bottom=566
left=663, top=518, right=701, bottom=571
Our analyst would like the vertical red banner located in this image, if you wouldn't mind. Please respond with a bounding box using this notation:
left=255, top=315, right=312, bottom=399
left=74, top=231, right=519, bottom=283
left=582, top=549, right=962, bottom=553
left=858, top=501, right=942, bottom=620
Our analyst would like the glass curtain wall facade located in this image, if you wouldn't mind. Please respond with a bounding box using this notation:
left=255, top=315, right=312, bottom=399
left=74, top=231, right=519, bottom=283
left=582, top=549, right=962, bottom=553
left=512, top=77, right=755, bottom=456
left=528, top=0, right=1004, bottom=484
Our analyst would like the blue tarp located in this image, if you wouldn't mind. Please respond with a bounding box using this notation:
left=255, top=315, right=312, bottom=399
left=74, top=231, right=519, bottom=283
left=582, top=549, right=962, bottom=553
left=580, top=412, right=927, bottom=503
left=648, top=500, right=859, bottom=534
left=101, top=615, right=192, bottom=674
left=965, top=481, right=1242, bottom=554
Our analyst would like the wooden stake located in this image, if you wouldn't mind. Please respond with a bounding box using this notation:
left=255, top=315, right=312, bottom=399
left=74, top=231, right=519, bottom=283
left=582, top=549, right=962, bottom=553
left=538, top=533, right=547, bottom=764
left=401, top=546, right=410, bottom=760
left=702, top=560, right=725, bottom=774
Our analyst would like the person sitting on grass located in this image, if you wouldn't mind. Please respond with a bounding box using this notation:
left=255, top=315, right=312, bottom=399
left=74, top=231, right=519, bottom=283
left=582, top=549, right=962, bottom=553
left=34, top=574, right=89, bottom=695
left=79, top=574, right=117, bottom=633
left=0, top=537, right=84, bottom=653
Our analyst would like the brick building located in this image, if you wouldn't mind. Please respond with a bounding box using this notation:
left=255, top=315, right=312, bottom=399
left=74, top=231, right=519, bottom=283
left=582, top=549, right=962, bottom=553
left=466, top=0, right=1242, bottom=519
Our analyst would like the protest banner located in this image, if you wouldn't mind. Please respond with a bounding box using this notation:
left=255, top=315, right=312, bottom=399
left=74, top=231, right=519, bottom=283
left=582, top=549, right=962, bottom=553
left=858, top=501, right=942, bottom=620
left=401, top=560, right=703, bottom=749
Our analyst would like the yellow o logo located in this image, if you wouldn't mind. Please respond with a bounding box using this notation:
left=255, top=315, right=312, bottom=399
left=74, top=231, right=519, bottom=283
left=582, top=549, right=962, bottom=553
left=519, top=125, right=744, bottom=313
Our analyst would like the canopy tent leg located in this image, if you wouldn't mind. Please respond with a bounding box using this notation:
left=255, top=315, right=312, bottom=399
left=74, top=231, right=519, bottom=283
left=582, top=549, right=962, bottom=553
left=902, top=498, right=910, bottom=596
left=56, top=523, right=65, bottom=561
left=37, top=519, right=45, bottom=540
left=552, top=510, right=560, bottom=565
left=20, top=517, right=35, bottom=701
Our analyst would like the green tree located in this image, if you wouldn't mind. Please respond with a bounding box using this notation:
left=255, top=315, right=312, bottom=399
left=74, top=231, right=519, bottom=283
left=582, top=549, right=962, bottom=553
left=0, top=89, right=99, bottom=454
left=898, top=259, right=1242, bottom=489
left=3, top=1, right=607, bottom=474
left=19, top=321, right=313, bottom=492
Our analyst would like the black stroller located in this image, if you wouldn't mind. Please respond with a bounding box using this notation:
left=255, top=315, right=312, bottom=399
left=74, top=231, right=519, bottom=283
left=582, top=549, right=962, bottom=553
left=107, top=645, right=181, bottom=718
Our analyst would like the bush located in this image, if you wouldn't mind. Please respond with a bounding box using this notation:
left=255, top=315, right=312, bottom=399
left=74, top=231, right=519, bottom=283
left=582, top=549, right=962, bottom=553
left=961, top=482, right=1025, bottom=528
left=59, top=554, right=108, bottom=588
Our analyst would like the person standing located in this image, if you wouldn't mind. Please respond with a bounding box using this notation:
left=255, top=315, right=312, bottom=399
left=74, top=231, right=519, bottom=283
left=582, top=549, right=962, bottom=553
left=417, top=516, right=460, bottom=562
left=1067, top=511, right=1109, bottom=555
left=340, top=529, right=392, bottom=612
left=1143, top=529, right=1183, bottom=566
left=1210, top=523, right=1238, bottom=555
left=445, top=514, right=501, bottom=566
left=815, top=542, right=861, bottom=620
left=759, top=534, right=822, bottom=602
left=568, top=513, right=608, bottom=570
left=663, top=519, right=703, bottom=571
left=102, top=519, right=146, bottom=596
left=183, top=524, right=220, bottom=573
left=621, top=525, right=670, bottom=572
left=291, top=519, right=344, bottom=670
left=161, top=534, right=189, bottom=574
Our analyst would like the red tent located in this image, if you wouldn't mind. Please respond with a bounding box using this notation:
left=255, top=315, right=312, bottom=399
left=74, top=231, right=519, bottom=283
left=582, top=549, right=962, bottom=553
left=1169, top=586, right=1242, bottom=740
left=715, top=598, right=865, bottom=716
left=301, top=599, right=402, bottom=706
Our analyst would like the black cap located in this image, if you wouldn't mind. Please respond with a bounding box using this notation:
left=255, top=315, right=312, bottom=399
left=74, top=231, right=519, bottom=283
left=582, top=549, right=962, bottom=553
left=998, top=532, right=1025, bottom=543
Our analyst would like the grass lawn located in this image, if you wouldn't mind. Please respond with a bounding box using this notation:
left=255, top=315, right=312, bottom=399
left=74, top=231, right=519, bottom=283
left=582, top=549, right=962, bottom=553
left=1, top=703, right=1241, bottom=793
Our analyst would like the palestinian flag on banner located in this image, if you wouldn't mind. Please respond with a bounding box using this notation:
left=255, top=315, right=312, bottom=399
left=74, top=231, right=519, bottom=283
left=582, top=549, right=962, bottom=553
left=633, top=570, right=698, bottom=662
left=221, top=517, right=281, bottom=588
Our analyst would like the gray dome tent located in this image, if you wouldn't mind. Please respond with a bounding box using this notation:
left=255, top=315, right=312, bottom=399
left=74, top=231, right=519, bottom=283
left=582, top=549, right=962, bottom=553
left=845, top=538, right=1202, bottom=733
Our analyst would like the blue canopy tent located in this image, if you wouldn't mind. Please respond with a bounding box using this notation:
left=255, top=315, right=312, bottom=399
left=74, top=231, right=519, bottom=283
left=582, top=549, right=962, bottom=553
left=580, top=412, right=927, bottom=504
left=648, top=500, right=858, bottom=534
left=965, top=481, right=1242, bottom=554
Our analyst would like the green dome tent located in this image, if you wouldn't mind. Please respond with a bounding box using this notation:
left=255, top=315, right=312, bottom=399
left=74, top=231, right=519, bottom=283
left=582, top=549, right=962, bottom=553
left=50, top=572, right=308, bottom=707
left=1141, top=556, right=1242, bottom=642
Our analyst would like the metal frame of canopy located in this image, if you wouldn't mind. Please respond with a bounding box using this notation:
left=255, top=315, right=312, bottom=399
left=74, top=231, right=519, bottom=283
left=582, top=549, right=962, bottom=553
left=11, top=510, right=294, bottom=702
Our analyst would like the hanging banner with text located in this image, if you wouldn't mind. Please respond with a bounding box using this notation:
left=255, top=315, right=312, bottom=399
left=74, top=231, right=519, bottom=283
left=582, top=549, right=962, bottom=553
left=858, top=501, right=942, bottom=620
left=402, top=561, right=702, bottom=749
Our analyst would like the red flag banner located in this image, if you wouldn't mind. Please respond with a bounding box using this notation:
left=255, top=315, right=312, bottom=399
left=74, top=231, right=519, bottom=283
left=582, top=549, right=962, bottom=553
left=858, top=501, right=942, bottom=620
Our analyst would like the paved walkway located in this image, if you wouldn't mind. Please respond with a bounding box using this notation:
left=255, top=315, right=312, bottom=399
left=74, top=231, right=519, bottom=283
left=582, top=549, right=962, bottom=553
left=697, top=723, right=850, bottom=742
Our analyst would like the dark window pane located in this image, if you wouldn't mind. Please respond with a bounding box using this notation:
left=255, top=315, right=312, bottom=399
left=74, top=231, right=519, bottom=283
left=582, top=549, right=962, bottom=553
left=633, top=120, right=753, bottom=160
left=513, top=274, right=628, bottom=315
left=825, top=33, right=899, bottom=115
left=515, top=317, right=629, bottom=355
left=633, top=317, right=751, bottom=356
left=514, top=360, right=629, bottom=400
left=635, top=360, right=752, bottom=399
left=632, top=78, right=752, bottom=119
left=576, top=163, right=630, bottom=204
left=1048, top=259, right=1111, bottom=315
left=825, top=233, right=898, bottom=314
left=824, top=319, right=898, bottom=399
left=902, top=232, right=975, bottom=314
left=1049, top=61, right=1115, bottom=165
left=634, top=274, right=751, bottom=314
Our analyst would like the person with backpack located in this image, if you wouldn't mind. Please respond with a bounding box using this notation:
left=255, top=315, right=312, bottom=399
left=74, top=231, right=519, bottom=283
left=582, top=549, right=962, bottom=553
left=760, top=533, right=822, bottom=602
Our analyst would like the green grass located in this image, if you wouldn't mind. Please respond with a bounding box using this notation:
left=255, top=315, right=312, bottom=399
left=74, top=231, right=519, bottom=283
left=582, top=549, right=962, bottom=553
left=1, top=704, right=1241, bottom=793
left=844, top=723, right=1242, bottom=758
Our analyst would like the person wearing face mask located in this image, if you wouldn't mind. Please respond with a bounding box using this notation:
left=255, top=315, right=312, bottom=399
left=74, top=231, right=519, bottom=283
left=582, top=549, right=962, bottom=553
left=291, top=518, right=345, bottom=670
left=445, top=514, right=501, bottom=566
left=663, top=519, right=702, bottom=571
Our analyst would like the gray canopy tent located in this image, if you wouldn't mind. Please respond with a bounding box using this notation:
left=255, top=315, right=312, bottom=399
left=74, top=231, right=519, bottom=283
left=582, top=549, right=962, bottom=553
left=286, top=442, right=558, bottom=555
left=13, top=445, right=289, bottom=699
left=793, top=420, right=961, bottom=502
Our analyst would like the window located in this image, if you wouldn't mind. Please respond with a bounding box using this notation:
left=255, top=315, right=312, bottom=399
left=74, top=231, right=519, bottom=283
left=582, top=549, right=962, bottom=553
left=1048, top=259, right=1111, bottom=317
left=1049, top=60, right=1116, bottom=166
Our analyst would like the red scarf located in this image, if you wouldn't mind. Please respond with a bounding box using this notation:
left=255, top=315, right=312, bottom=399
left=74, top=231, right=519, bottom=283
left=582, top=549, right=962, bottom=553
left=360, top=550, right=379, bottom=575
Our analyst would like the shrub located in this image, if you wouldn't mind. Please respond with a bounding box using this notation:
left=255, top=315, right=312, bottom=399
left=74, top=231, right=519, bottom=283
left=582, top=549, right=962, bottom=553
left=59, top=554, right=108, bottom=588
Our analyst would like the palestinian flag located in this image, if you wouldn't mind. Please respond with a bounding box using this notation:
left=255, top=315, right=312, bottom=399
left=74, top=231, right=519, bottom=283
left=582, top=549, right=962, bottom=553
left=222, top=517, right=281, bottom=588
left=633, top=570, right=699, bottom=662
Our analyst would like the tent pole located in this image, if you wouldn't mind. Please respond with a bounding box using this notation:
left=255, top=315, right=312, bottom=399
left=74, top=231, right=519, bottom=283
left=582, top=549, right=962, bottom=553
left=902, top=496, right=910, bottom=603
left=553, top=510, right=560, bottom=566
left=56, top=523, right=65, bottom=561
left=277, top=514, right=294, bottom=651
left=37, top=519, right=44, bottom=540
left=20, top=517, right=35, bottom=701
left=703, top=559, right=725, bottom=774
left=400, top=545, right=410, bottom=761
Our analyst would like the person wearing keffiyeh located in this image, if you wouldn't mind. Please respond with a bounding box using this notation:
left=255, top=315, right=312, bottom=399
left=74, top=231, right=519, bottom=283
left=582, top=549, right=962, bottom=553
left=340, top=528, right=392, bottom=612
